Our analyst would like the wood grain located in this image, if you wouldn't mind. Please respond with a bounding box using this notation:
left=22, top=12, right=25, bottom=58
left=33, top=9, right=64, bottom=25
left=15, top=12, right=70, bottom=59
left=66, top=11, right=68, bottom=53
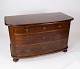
left=5, top=12, right=74, bottom=62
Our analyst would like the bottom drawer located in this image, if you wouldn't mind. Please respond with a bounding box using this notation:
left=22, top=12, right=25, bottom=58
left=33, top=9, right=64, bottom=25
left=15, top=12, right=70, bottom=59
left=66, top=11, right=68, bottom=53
left=14, top=38, right=68, bottom=57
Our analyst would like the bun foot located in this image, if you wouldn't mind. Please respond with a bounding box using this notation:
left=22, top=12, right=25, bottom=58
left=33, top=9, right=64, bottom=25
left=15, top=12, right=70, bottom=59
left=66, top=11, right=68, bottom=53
left=13, top=59, right=19, bottom=62
left=63, top=49, right=67, bottom=52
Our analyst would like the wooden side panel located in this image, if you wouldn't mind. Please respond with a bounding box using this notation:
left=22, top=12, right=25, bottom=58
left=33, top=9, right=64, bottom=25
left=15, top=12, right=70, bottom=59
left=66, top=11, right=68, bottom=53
left=8, top=26, right=16, bottom=56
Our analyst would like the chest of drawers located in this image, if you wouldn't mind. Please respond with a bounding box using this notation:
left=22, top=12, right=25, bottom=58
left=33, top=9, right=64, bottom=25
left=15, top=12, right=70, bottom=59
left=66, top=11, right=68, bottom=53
left=5, top=12, right=74, bottom=62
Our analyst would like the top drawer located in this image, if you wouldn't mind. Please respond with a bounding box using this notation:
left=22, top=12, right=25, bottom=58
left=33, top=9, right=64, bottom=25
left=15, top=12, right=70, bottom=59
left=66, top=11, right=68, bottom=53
left=13, top=21, right=70, bottom=34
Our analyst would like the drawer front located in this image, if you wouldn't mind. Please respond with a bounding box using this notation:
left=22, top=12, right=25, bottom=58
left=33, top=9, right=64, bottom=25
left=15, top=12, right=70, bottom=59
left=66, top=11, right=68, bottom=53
left=14, top=21, right=70, bottom=34
left=15, top=29, right=69, bottom=45
left=15, top=38, right=68, bottom=57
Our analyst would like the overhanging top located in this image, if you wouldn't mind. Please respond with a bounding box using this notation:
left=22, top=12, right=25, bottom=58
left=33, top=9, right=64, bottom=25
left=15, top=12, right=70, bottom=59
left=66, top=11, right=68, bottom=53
left=5, top=12, right=74, bottom=26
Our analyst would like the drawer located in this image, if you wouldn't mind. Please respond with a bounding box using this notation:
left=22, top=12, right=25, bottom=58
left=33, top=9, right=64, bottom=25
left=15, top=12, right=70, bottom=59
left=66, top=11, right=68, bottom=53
left=15, top=29, right=69, bottom=45
left=15, top=38, right=68, bottom=56
left=13, top=21, right=70, bottom=34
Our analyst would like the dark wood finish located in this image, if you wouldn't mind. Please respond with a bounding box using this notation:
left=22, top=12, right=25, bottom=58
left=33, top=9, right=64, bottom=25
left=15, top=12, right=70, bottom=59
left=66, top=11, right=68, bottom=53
left=5, top=12, right=74, bottom=62
left=63, top=48, right=68, bottom=52
left=15, top=38, right=68, bottom=57
left=13, top=59, right=19, bottom=62
left=5, top=12, right=73, bottom=26
left=13, top=21, right=70, bottom=34
left=15, top=29, right=69, bottom=45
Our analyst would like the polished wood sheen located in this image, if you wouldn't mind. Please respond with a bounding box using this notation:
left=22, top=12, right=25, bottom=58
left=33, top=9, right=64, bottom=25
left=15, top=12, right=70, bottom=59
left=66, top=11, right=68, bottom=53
left=5, top=12, right=74, bottom=62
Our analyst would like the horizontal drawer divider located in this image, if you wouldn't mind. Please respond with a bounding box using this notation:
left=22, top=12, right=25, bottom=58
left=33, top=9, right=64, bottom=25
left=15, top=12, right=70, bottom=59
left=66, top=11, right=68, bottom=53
left=15, top=38, right=68, bottom=46
left=14, top=28, right=69, bottom=35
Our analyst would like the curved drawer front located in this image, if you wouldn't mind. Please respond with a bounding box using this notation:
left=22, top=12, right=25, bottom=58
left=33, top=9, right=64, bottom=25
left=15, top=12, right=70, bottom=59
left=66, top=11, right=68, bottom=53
left=15, top=38, right=68, bottom=57
left=15, top=29, right=69, bottom=45
left=14, top=21, right=70, bottom=34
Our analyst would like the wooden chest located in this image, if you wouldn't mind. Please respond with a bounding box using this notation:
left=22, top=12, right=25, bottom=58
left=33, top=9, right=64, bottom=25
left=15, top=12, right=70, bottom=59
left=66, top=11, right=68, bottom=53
left=5, top=12, right=74, bottom=62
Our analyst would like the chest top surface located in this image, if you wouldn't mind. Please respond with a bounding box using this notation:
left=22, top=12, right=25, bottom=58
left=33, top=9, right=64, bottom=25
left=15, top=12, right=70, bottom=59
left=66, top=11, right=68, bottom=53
left=5, top=12, right=74, bottom=26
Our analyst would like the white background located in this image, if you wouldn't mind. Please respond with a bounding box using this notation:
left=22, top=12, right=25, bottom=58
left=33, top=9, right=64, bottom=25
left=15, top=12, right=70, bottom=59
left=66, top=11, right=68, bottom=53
left=0, top=0, right=80, bottom=69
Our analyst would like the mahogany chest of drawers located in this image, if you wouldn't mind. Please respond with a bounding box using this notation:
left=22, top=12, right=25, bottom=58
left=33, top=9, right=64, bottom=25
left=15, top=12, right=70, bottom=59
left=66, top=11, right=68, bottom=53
left=5, top=12, right=74, bottom=62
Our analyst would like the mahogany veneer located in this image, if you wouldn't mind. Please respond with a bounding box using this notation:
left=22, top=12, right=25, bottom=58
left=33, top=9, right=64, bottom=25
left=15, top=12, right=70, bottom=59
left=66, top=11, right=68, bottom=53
left=5, top=12, right=74, bottom=62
